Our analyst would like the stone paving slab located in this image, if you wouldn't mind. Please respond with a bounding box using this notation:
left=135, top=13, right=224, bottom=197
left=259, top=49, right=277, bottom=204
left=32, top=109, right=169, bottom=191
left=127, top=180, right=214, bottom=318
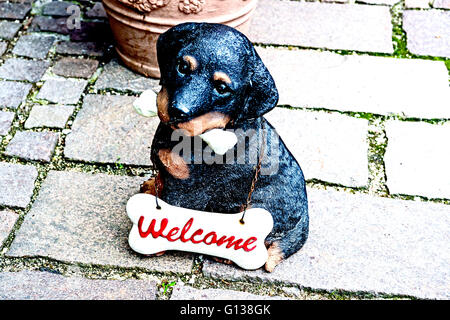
left=249, top=0, right=393, bottom=53
left=12, top=34, right=56, bottom=60
left=0, top=271, right=158, bottom=300
left=5, top=131, right=60, bottom=162
left=42, top=1, right=72, bottom=17
left=0, top=80, right=32, bottom=109
left=52, top=57, right=99, bottom=79
left=171, top=285, right=288, bottom=300
left=257, top=47, right=450, bottom=119
left=69, top=21, right=111, bottom=42
left=0, top=162, right=37, bottom=208
left=357, top=0, right=399, bottom=5
left=7, top=170, right=194, bottom=274
left=55, top=40, right=105, bottom=57
left=433, top=0, right=450, bottom=9
left=0, top=2, right=31, bottom=19
left=36, top=78, right=87, bottom=105
left=86, top=2, right=107, bottom=18
left=94, top=60, right=160, bottom=93
left=30, top=16, right=69, bottom=35
left=0, top=41, right=6, bottom=56
left=405, top=0, right=430, bottom=8
left=0, top=20, right=21, bottom=40
left=24, top=104, right=74, bottom=129
left=203, top=188, right=450, bottom=299
left=403, top=10, right=450, bottom=58
left=0, top=58, right=50, bottom=83
left=64, top=94, right=159, bottom=166
left=265, top=108, right=368, bottom=187
left=384, top=121, right=450, bottom=199
left=0, top=0, right=34, bottom=4
left=0, top=210, right=18, bottom=246
left=0, top=110, right=14, bottom=135
left=321, top=0, right=348, bottom=3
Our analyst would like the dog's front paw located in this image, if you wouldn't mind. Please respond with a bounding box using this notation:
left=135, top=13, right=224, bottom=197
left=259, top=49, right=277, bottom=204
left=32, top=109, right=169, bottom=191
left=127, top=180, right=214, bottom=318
left=140, top=178, right=156, bottom=194
left=143, top=251, right=166, bottom=257
left=154, top=251, right=166, bottom=257
left=140, top=174, right=163, bottom=196
left=264, top=242, right=284, bottom=273
left=211, top=256, right=234, bottom=265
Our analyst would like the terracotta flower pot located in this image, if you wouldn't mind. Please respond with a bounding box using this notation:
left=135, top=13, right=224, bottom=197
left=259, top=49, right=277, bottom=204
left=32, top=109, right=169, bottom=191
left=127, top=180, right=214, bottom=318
left=102, top=0, right=258, bottom=78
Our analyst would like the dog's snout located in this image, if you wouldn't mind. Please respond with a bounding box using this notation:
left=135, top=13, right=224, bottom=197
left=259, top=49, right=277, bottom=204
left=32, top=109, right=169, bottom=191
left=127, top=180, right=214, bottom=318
left=172, top=101, right=190, bottom=114
left=169, top=101, right=191, bottom=121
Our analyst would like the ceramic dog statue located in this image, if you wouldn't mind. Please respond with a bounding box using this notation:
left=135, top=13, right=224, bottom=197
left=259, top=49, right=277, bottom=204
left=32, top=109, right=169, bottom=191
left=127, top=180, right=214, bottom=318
left=141, top=22, right=308, bottom=272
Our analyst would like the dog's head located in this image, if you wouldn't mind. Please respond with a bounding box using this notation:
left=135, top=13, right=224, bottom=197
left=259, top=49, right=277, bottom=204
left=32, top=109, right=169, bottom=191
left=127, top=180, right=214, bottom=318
left=156, top=22, right=278, bottom=136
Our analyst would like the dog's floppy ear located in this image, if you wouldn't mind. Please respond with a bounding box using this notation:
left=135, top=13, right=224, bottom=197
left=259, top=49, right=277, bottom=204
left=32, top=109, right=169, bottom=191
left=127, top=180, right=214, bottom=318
left=157, top=23, right=197, bottom=80
left=239, top=49, right=279, bottom=121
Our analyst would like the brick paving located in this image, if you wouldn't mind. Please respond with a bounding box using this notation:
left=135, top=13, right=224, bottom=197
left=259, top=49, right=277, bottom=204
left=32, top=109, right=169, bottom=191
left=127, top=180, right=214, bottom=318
left=265, top=108, right=369, bottom=187
left=24, top=104, right=75, bottom=129
left=0, top=162, right=37, bottom=208
left=257, top=47, right=450, bottom=118
left=0, top=58, right=50, bottom=82
left=0, top=210, right=17, bottom=245
left=52, top=57, right=99, bottom=79
left=30, top=16, right=70, bottom=35
left=170, top=285, right=288, bottom=300
left=64, top=94, right=160, bottom=165
left=54, top=40, right=105, bottom=56
left=5, top=131, right=60, bottom=162
left=249, top=0, right=394, bottom=53
left=0, top=41, right=6, bottom=56
left=203, top=188, right=450, bottom=299
left=36, top=78, right=87, bottom=104
left=384, top=121, right=450, bottom=199
left=0, top=2, right=31, bottom=20
left=0, top=21, right=21, bottom=40
left=7, top=170, right=194, bottom=274
left=0, top=80, right=32, bottom=109
left=0, top=0, right=449, bottom=301
left=12, top=34, right=56, bottom=59
left=0, top=111, right=14, bottom=135
left=94, top=59, right=161, bottom=93
left=403, top=10, right=450, bottom=58
left=41, top=1, right=73, bottom=17
left=0, top=271, right=158, bottom=300
left=434, top=0, right=450, bottom=9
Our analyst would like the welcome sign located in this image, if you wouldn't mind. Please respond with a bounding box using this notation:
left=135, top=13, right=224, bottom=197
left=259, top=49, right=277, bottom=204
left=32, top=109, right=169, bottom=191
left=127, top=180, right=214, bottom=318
left=127, top=193, right=273, bottom=270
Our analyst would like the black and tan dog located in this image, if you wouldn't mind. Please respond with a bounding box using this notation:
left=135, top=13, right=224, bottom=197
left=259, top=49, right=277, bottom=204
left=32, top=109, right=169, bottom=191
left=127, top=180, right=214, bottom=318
left=141, top=22, right=308, bottom=272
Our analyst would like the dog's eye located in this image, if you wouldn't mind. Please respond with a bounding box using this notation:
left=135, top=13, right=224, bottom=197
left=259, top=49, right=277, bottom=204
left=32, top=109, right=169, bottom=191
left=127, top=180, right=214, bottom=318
left=214, top=81, right=230, bottom=95
left=177, top=59, right=190, bottom=75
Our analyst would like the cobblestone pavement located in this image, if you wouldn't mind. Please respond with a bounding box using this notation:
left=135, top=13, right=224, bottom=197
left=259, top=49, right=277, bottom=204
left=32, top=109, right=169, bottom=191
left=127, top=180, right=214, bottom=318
left=0, top=0, right=449, bottom=300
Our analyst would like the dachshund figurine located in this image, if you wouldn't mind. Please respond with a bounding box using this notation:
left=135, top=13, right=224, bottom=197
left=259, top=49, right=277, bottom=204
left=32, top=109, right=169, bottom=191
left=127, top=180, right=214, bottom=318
left=141, top=22, right=308, bottom=272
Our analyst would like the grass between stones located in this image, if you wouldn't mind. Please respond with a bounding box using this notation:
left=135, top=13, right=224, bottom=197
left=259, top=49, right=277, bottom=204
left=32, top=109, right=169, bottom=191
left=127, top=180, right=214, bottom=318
left=256, top=0, right=450, bottom=75
left=391, top=1, right=409, bottom=59
left=390, top=0, right=450, bottom=76
left=367, top=118, right=389, bottom=196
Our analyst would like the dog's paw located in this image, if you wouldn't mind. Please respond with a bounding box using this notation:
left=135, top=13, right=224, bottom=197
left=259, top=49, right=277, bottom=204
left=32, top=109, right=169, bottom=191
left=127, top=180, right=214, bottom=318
left=144, top=251, right=166, bottom=257
left=264, top=242, right=284, bottom=273
left=140, top=177, right=156, bottom=195
left=140, top=174, right=163, bottom=196
left=211, top=256, right=234, bottom=265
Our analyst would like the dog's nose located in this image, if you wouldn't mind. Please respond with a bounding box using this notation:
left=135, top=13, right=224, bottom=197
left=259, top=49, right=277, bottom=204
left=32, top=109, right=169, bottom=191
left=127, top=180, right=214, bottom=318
left=170, top=102, right=191, bottom=121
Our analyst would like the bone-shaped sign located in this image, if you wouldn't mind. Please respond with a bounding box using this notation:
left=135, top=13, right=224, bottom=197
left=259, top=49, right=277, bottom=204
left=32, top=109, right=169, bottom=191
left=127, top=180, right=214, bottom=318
left=127, top=193, right=273, bottom=270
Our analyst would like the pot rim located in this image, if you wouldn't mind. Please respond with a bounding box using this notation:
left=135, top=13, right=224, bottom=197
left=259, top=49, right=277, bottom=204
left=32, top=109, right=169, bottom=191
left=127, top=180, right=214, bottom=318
left=102, top=0, right=258, bottom=32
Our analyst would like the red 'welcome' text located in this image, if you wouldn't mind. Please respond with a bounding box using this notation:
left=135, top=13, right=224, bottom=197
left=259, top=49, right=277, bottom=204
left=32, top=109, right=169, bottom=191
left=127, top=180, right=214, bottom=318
left=138, top=216, right=257, bottom=252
